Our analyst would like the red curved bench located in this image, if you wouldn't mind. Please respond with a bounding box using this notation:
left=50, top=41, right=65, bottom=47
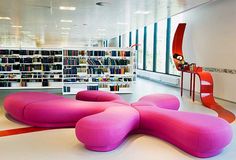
left=3, top=91, right=233, bottom=158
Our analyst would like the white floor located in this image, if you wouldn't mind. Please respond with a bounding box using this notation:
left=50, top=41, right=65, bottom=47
left=0, top=78, right=235, bottom=160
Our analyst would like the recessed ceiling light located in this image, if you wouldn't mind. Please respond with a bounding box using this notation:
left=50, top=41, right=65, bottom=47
left=61, top=36, right=68, bottom=38
left=98, top=33, right=106, bottom=36
left=0, top=17, right=11, bottom=20
left=21, top=31, right=31, bottom=34
left=61, top=32, right=69, bottom=35
left=28, top=35, right=35, bottom=38
left=134, top=11, right=150, bottom=15
left=60, top=19, right=73, bottom=23
left=61, top=27, right=71, bottom=30
left=12, top=25, right=23, bottom=28
left=117, top=22, right=128, bottom=25
left=97, top=28, right=106, bottom=31
left=59, top=6, right=76, bottom=11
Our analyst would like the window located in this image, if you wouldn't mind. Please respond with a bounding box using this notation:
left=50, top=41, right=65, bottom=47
left=121, top=33, right=129, bottom=48
left=109, top=37, right=118, bottom=47
left=131, top=30, right=136, bottom=47
left=138, top=28, right=144, bottom=69
left=156, top=20, right=167, bottom=73
left=146, top=24, right=154, bottom=71
left=169, top=14, right=184, bottom=75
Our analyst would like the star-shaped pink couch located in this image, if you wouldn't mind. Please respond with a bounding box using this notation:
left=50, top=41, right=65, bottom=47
left=3, top=91, right=232, bottom=158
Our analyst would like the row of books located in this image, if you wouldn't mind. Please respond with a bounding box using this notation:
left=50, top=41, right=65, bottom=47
left=63, top=50, right=86, bottom=56
left=19, top=64, right=62, bottom=71
left=0, top=65, right=12, bottom=71
left=0, top=50, right=131, bottom=57
left=111, top=51, right=131, bottom=57
left=21, top=74, right=62, bottom=79
left=87, top=68, right=105, bottom=74
left=87, top=58, right=102, bottom=65
left=63, top=67, right=87, bottom=74
left=87, top=58, right=130, bottom=66
left=87, top=85, right=99, bottom=90
left=19, top=79, right=51, bottom=87
left=63, top=86, right=71, bottom=92
left=0, top=58, right=8, bottom=63
left=41, top=57, right=62, bottom=63
left=0, top=50, right=62, bottom=56
left=63, top=66, right=130, bottom=75
left=63, top=83, right=131, bottom=92
left=0, top=50, right=9, bottom=55
left=0, top=57, right=62, bottom=64
left=63, top=67, right=78, bottom=74
left=0, top=74, right=20, bottom=79
left=62, top=50, right=131, bottom=57
left=0, top=82, right=11, bottom=87
left=92, top=77, right=132, bottom=82
left=1, top=64, right=62, bottom=71
left=103, top=58, right=129, bottom=65
left=87, top=51, right=106, bottom=57
left=109, top=67, right=129, bottom=74
left=64, top=50, right=107, bottom=57
left=63, top=77, right=132, bottom=83
left=110, top=85, right=120, bottom=91
left=64, top=58, right=86, bottom=65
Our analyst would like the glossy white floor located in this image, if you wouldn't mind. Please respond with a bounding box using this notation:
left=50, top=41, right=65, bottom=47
left=0, top=77, right=235, bottom=160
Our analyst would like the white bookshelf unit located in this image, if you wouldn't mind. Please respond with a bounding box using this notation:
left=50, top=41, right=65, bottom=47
left=62, top=47, right=136, bottom=95
left=0, top=48, right=63, bottom=89
left=0, top=47, right=136, bottom=94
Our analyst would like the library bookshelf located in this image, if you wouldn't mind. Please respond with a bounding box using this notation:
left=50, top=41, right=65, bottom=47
left=0, top=47, right=136, bottom=94
left=62, top=47, right=136, bottom=95
left=0, top=48, right=63, bottom=89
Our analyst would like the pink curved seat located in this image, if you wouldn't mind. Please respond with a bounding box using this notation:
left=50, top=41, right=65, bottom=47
left=132, top=97, right=232, bottom=158
left=132, top=94, right=180, bottom=110
left=76, top=106, right=139, bottom=151
left=4, top=91, right=128, bottom=127
left=3, top=91, right=233, bottom=158
left=76, top=90, right=122, bottom=102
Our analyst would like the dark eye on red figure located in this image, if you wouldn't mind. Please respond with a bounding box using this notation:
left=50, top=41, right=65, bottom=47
left=173, top=54, right=183, bottom=61
left=177, top=56, right=183, bottom=61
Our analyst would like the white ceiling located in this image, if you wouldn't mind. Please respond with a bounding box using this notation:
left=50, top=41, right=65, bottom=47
left=0, top=0, right=214, bottom=47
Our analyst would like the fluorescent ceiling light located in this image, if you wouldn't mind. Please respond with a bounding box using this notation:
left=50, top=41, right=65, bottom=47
left=12, top=25, right=23, bottom=28
left=97, top=28, right=106, bottom=31
left=61, top=27, right=71, bottom=30
left=134, top=11, right=150, bottom=15
left=61, top=32, right=69, bottom=35
left=59, top=6, right=76, bottom=11
left=0, top=17, right=11, bottom=20
left=21, top=31, right=31, bottom=34
left=117, top=22, right=128, bottom=25
left=60, top=19, right=73, bottom=23
left=28, top=34, right=35, bottom=37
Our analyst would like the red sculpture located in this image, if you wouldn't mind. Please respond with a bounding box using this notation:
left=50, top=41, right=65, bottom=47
left=172, top=23, right=235, bottom=123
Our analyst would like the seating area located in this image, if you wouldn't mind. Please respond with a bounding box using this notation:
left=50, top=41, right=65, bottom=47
left=3, top=91, right=233, bottom=158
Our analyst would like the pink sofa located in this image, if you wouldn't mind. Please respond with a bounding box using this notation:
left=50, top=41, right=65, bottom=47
left=3, top=91, right=233, bottom=158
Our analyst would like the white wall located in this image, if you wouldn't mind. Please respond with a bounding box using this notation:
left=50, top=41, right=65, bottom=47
left=174, top=0, right=236, bottom=102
